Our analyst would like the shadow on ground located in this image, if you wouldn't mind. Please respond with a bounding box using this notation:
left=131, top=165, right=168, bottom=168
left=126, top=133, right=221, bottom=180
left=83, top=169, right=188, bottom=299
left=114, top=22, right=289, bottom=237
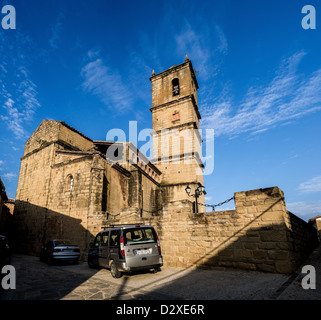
left=1, top=199, right=319, bottom=300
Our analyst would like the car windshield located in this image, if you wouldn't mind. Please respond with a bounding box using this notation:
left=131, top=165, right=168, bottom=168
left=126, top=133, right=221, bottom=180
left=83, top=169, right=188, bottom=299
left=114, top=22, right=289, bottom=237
left=124, top=228, right=155, bottom=245
left=55, top=240, right=72, bottom=246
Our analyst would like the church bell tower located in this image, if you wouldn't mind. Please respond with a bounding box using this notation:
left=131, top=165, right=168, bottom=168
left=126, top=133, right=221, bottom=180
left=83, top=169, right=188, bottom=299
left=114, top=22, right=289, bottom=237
left=150, top=56, right=205, bottom=206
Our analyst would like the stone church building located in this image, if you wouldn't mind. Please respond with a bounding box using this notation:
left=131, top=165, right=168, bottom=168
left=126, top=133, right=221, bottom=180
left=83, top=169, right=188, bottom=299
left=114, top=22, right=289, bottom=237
left=14, top=57, right=205, bottom=257
left=13, top=58, right=319, bottom=273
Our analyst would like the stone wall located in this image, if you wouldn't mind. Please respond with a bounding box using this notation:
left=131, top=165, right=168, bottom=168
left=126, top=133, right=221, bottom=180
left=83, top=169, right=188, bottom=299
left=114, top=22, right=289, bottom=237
left=150, top=61, right=199, bottom=109
left=112, top=187, right=319, bottom=274
left=285, top=211, right=320, bottom=265
left=13, top=120, right=162, bottom=259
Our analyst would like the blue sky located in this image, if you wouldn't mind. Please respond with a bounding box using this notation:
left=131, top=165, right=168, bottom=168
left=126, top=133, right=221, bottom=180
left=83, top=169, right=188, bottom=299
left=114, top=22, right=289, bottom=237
left=0, top=0, right=321, bottom=221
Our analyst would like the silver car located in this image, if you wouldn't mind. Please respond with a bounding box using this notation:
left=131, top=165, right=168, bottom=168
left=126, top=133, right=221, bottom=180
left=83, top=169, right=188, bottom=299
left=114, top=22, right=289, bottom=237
left=40, top=239, right=80, bottom=264
left=88, top=224, right=163, bottom=278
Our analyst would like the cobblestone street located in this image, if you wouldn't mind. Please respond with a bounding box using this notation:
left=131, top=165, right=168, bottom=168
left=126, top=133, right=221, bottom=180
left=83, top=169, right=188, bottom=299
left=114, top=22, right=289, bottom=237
left=1, top=249, right=320, bottom=300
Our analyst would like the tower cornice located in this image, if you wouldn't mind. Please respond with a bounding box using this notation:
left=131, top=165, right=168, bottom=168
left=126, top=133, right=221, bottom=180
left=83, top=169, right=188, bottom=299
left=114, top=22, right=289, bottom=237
left=149, top=59, right=199, bottom=90
left=149, top=94, right=201, bottom=120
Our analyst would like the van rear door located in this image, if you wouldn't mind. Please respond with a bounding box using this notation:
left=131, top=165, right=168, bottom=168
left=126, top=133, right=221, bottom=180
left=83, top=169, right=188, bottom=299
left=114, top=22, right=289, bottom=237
left=109, top=229, right=121, bottom=264
left=98, top=231, right=109, bottom=267
left=123, top=227, right=161, bottom=268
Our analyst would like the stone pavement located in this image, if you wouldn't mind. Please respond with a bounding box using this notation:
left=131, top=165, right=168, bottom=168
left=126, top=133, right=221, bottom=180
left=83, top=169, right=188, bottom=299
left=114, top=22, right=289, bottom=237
left=0, top=245, right=320, bottom=300
left=276, top=244, right=321, bottom=300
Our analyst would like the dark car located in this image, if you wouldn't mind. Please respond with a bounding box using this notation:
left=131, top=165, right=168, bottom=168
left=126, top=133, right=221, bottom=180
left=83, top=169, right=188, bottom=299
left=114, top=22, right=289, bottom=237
left=40, top=239, right=80, bottom=265
left=0, top=235, right=11, bottom=268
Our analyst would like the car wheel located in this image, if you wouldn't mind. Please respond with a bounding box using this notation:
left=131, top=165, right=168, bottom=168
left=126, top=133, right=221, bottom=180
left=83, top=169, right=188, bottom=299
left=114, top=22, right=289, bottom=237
left=110, top=261, right=122, bottom=278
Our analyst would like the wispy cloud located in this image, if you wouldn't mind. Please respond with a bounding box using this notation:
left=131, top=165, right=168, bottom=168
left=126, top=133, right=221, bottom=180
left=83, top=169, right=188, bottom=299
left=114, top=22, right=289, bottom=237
left=0, top=67, right=40, bottom=139
left=175, top=22, right=228, bottom=80
left=0, top=33, right=40, bottom=139
left=134, top=3, right=228, bottom=83
left=2, top=173, right=17, bottom=181
left=298, top=175, right=321, bottom=193
left=201, top=51, right=321, bottom=138
left=49, top=12, right=64, bottom=49
left=81, top=53, right=134, bottom=113
left=287, top=200, right=321, bottom=218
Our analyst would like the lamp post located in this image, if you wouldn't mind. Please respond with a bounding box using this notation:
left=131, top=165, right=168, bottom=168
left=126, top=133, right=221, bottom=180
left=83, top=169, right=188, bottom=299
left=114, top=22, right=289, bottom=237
left=185, top=184, right=206, bottom=214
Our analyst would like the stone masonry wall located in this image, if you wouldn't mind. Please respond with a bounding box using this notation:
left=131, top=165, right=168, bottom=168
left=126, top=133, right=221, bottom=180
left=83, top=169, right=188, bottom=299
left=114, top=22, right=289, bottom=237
left=14, top=120, right=162, bottom=259
left=113, top=187, right=319, bottom=274
left=150, top=61, right=198, bottom=109
left=284, top=211, right=320, bottom=265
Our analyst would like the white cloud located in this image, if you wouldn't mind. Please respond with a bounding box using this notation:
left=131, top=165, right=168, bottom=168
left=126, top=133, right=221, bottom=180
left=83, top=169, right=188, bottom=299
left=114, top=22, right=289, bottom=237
left=175, top=21, right=228, bottom=81
left=287, top=200, right=321, bottom=219
left=49, top=12, right=64, bottom=49
left=201, top=51, right=321, bottom=138
left=298, top=175, right=321, bottom=193
left=0, top=34, right=40, bottom=139
left=3, top=173, right=17, bottom=181
left=81, top=56, right=134, bottom=113
left=1, top=73, right=40, bottom=139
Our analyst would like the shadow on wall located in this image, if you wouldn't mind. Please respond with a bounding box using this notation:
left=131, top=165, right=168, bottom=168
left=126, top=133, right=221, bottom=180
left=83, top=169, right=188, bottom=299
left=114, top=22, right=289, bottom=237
left=195, top=210, right=320, bottom=273
left=5, top=188, right=320, bottom=300
left=11, top=201, right=95, bottom=260
left=106, top=212, right=320, bottom=300
left=158, top=191, right=320, bottom=274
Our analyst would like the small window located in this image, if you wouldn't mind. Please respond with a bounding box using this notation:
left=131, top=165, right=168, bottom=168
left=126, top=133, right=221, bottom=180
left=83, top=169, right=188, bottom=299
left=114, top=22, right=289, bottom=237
left=101, top=232, right=109, bottom=246
left=110, top=230, right=119, bottom=247
left=66, top=174, right=74, bottom=190
left=172, top=78, right=180, bottom=96
left=94, top=234, right=101, bottom=247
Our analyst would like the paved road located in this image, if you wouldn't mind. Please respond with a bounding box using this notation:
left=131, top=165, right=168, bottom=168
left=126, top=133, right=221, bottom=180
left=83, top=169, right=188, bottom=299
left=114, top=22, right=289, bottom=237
left=0, top=246, right=320, bottom=300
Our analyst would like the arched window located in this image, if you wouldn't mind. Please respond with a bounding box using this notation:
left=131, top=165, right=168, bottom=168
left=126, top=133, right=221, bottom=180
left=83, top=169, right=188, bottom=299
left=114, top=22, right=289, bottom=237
left=172, top=78, right=180, bottom=96
left=66, top=174, right=74, bottom=191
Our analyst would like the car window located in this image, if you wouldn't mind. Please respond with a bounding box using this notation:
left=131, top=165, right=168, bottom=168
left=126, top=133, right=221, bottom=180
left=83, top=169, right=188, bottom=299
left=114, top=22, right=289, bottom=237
left=101, top=232, right=109, bottom=246
left=55, top=240, right=71, bottom=246
left=110, top=230, right=119, bottom=247
left=46, top=241, right=53, bottom=248
left=94, top=234, right=101, bottom=247
left=124, top=228, right=156, bottom=245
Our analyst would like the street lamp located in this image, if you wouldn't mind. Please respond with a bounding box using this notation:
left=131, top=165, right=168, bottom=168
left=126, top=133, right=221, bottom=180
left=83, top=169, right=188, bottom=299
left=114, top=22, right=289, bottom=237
left=185, top=184, right=206, bottom=214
